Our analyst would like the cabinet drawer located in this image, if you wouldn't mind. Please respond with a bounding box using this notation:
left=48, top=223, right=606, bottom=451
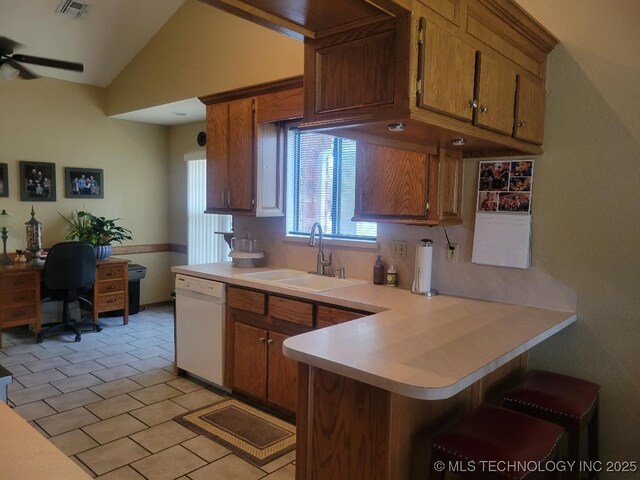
left=269, top=296, right=313, bottom=327
left=1, top=289, right=36, bottom=308
left=316, top=305, right=366, bottom=329
left=97, top=265, right=125, bottom=281
left=227, top=287, right=266, bottom=315
left=97, top=293, right=125, bottom=310
left=97, top=279, right=126, bottom=295
left=0, top=272, right=38, bottom=290
left=1, top=305, right=36, bottom=325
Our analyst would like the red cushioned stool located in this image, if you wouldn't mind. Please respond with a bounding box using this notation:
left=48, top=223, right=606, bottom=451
left=430, top=404, right=564, bottom=479
left=503, top=370, right=600, bottom=480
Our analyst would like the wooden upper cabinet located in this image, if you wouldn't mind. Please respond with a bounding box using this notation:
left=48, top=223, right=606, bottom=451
left=205, top=98, right=255, bottom=213
left=356, top=143, right=427, bottom=218
left=474, top=53, right=517, bottom=135
left=206, top=103, right=230, bottom=210
left=514, top=76, right=546, bottom=144
left=354, top=142, right=462, bottom=225
left=200, top=0, right=557, bottom=156
left=419, top=20, right=476, bottom=122
left=201, top=77, right=303, bottom=216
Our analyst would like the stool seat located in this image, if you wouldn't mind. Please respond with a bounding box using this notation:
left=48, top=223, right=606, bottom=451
left=503, top=370, right=600, bottom=419
left=431, top=404, right=564, bottom=479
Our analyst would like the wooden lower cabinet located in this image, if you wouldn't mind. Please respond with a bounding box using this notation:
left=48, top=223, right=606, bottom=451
left=233, top=322, right=268, bottom=398
left=267, top=331, right=298, bottom=412
left=93, top=258, right=129, bottom=325
left=296, top=355, right=527, bottom=480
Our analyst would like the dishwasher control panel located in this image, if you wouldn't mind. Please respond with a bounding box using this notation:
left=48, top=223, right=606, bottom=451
left=175, top=274, right=225, bottom=298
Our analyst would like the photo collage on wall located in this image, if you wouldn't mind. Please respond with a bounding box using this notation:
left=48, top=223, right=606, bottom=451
left=477, top=160, right=534, bottom=213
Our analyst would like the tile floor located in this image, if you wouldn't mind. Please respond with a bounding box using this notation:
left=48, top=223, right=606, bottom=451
left=0, top=304, right=296, bottom=480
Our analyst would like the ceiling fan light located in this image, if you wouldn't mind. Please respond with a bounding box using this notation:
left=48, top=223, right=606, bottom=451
left=0, top=62, right=20, bottom=80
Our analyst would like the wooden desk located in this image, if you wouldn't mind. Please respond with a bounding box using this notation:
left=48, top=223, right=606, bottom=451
left=0, top=257, right=129, bottom=346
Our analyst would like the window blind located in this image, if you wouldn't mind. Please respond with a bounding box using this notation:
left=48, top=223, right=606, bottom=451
left=187, top=159, right=231, bottom=265
left=286, top=129, right=376, bottom=240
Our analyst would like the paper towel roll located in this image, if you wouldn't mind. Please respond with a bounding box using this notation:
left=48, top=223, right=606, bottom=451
left=412, top=239, right=434, bottom=295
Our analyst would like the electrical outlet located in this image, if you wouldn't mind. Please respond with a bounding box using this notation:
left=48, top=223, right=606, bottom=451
left=446, top=244, right=459, bottom=263
left=391, top=240, right=407, bottom=258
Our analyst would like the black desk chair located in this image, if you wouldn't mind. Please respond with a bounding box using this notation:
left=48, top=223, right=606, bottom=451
left=37, top=241, right=102, bottom=343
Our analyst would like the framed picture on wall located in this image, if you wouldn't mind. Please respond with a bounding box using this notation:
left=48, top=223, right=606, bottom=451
left=19, top=161, right=56, bottom=201
left=64, top=167, right=104, bottom=199
left=0, top=163, right=8, bottom=197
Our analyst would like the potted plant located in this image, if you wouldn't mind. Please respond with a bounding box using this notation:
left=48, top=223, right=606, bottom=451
left=60, top=210, right=133, bottom=260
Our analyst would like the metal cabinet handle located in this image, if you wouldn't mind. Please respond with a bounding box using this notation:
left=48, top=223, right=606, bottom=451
left=227, top=189, right=231, bottom=207
left=467, top=99, right=478, bottom=109
left=12, top=311, right=26, bottom=318
left=480, top=105, right=489, bottom=114
left=107, top=285, right=117, bottom=291
left=267, top=339, right=274, bottom=344
left=107, top=298, right=117, bottom=304
left=13, top=296, right=25, bottom=301
left=518, top=121, right=526, bottom=128
left=106, top=271, right=116, bottom=277
left=259, top=337, right=266, bottom=342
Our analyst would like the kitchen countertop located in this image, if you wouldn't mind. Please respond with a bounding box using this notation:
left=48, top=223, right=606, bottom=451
left=172, top=262, right=576, bottom=400
left=0, top=401, right=92, bottom=479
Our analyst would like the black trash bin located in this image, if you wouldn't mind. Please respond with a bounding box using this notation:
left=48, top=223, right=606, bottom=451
left=128, top=264, right=147, bottom=315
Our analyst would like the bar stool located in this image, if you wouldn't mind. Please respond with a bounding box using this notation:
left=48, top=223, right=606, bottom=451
left=430, top=404, right=564, bottom=479
left=503, top=370, right=601, bottom=480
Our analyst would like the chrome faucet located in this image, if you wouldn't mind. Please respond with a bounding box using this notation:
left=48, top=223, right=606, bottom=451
left=308, top=222, right=332, bottom=276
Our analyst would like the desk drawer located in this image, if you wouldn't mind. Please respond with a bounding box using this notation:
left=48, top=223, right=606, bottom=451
left=1, top=289, right=36, bottom=308
left=97, top=279, right=126, bottom=295
left=1, top=272, right=38, bottom=290
left=97, top=265, right=126, bottom=281
left=97, top=293, right=125, bottom=310
left=227, top=287, right=266, bottom=315
left=1, top=305, right=37, bottom=325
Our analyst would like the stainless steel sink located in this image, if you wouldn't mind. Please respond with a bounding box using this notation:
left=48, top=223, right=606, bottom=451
left=237, top=269, right=367, bottom=292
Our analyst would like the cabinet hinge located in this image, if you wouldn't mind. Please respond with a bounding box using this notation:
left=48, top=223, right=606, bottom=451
left=416, top=78, right=422, bottom=95
left=417, top=27, right=425, bottom=47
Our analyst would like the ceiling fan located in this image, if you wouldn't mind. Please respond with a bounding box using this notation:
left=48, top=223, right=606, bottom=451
left=0, top=36, right=84, bottom=80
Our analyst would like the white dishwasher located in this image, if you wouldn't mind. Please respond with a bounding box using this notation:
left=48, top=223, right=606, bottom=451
left=175, top=274, right=226, bottom=388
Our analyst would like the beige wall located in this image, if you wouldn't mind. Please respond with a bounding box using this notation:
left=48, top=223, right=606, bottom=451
left=107, top=0, right=303, bottom=116
left=0, top=78, right=172, bottom=304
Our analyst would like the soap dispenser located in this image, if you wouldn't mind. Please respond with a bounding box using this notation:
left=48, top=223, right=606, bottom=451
left=373, top=256, right=384, bottom=285
left=386, top=265, right=397, bottom=287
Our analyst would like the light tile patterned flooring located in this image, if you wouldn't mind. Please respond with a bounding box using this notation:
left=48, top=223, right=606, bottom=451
left=0, top=304, right=295, bottom=480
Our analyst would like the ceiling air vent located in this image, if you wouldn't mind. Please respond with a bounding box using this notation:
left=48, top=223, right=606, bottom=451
left=55, top=0, right=91, bottom=19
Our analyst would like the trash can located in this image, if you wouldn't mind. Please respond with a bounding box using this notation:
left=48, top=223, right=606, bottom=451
left=128, top=264, right=147, bottom=315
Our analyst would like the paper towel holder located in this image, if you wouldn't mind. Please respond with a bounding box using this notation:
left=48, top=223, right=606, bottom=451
left=411, top=239, right=439, bottom=297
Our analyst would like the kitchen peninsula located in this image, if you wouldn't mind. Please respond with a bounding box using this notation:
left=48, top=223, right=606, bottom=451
left=171, top=263, right=576, bottom=480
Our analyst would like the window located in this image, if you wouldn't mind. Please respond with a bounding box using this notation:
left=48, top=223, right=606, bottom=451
left=187, top=159, right=231, bottom=264
left=286, top=128, right=376, bottom=241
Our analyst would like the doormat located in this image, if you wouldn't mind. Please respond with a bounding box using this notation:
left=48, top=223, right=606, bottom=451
left=174, top=398, right=296, bottom=466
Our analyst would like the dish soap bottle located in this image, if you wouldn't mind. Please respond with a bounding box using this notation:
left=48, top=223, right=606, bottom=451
left=373, top=255, right=385, bottom=285
left=386, top=265, right=397, bottom=287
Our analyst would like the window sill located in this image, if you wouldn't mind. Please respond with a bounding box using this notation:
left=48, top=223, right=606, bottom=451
left=283, top=235, right=379, bottom=251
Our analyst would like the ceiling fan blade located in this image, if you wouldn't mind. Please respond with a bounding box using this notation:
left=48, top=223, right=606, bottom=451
left=4, top=58, right=39, bottom=80
left=11, top=54, right=84, bottom=72
left=0, top=36, right=23, bottom=56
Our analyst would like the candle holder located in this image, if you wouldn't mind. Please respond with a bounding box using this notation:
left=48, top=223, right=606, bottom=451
left=25, top=206, right=43, bottom=265
left=0, top=210, right=15, bottom=265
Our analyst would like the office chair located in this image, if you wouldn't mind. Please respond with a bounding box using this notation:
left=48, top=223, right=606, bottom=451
left=37, top=241, right=102, bottom=343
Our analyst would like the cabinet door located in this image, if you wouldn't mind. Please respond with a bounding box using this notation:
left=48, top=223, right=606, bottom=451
left=356, top=143, right=427, bottom=218
left=233, top=322, right=267, bottom=399
left=267, top=331, right=298, bottom=413
left=514, top=76, right=546, bottom=144
left=419, top=20, right=476, bottom=122
left=429, top=149, right=463, bottom=223
left=227, top=98, right=256, bottom=211
left=206, top=103, right=230, bottom=210
left=474, top=53, right=517, bottom=135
